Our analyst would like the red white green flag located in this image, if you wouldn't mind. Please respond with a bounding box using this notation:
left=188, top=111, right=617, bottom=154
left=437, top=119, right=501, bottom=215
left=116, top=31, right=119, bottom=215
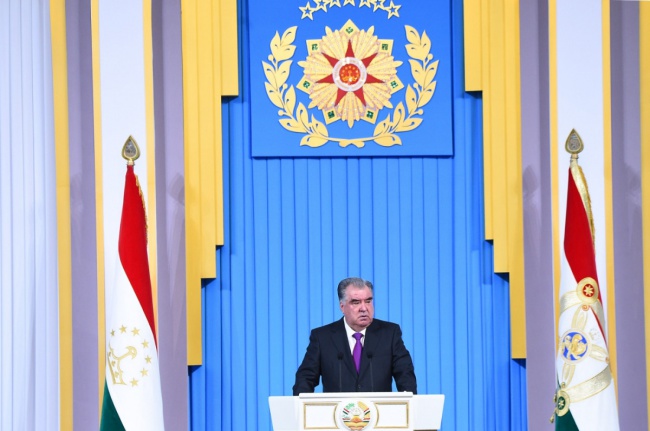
left=554, top=136, right=619, bottom=430
left=100, top=163, right=164, bottom=430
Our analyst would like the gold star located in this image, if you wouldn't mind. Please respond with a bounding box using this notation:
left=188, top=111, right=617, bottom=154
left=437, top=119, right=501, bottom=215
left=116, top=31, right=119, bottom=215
left=142, top=340, right=150, bottom=349
left=119, top=325, right=127, bottom=333
left=131, top=327, right=140, bottom=336
left=313, top=0, right=327, bottom=11
left=359, top=0, right=374, bottom=7
left=140, top=368, right=149, bottom=377
left=387, top=1, right=400, bottom=18
left=130, top=378, right=139, bottom=386
left=299, top=2, right=315, bottom=19
left=373, top=0, right=385, bottom=11
left=145, top=355, right=152, bottom=364
left=343, top=0, right=355, bottom=5
left=110, top=329, right=115, bottom=337
left=329, top=0, right=341, bottom=6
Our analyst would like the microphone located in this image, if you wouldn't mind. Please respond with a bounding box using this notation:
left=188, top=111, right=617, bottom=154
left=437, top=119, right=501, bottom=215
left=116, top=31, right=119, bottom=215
left=366, top=351, right=374, bottom=392
left=338, top=352, right=344, bottom=393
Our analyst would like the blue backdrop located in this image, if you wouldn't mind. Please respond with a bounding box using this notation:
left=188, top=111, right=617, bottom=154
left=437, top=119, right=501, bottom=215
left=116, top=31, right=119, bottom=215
left=189, top=0, right=528, bottom=430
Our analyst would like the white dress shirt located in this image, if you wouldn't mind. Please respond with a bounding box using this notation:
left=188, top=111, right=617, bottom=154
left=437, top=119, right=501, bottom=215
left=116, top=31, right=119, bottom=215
left=343, top=318, right=366, bottom=354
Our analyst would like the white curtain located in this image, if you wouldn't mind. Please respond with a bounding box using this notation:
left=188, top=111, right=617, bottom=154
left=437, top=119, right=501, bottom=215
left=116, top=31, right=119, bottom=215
left=0, top=0, right=60, bottom=429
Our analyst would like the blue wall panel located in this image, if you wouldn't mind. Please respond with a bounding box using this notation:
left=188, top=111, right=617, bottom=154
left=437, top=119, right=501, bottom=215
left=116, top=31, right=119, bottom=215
left=189, top=0, right=527, bottom=429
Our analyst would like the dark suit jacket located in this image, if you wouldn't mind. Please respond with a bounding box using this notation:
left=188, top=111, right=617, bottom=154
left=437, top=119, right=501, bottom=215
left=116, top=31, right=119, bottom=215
left=293, top=318, right=417, bottom=395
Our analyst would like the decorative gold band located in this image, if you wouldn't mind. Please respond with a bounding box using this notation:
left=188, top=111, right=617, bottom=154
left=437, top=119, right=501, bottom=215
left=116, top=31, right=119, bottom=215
left=560, top=290, right=581, bottom=312
left=564, top=364, right=612, bottom=404
left=569, top=157, right=596, bottom=245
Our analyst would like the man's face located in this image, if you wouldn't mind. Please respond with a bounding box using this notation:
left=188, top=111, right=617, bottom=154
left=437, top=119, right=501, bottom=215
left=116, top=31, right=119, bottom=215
left=340, top=285, right=374, bottom=332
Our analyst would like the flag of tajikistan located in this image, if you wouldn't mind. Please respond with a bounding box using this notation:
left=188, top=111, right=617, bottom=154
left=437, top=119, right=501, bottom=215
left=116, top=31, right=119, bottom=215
left=100, top=164, right=164, bottom=430
left=554, top=141, right=619, bottom=430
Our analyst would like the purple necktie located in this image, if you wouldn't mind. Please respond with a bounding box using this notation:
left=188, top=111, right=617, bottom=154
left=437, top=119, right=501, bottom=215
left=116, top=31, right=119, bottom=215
left=352, top=332, right=363, bottom=373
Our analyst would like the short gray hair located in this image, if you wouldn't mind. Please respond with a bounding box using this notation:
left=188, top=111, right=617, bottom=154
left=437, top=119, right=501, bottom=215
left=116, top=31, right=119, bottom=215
left=337, top=277, right=373, bottom=302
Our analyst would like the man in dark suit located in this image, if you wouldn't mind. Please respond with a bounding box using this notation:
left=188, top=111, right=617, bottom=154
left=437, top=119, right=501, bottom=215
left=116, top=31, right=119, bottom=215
left=293, top=277, right=417, bottom=395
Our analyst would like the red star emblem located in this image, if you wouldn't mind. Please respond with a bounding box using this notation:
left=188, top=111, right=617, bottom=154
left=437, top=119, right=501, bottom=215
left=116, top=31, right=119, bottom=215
left=316, top=41, right=384, bottom=106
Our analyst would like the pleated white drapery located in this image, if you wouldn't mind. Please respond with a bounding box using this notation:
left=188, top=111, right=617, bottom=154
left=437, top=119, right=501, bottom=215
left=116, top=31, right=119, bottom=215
left=0, top=0, right=60, bottom=429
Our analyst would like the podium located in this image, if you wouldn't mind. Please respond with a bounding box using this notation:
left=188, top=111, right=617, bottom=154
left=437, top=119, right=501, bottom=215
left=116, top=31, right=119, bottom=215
left=269, top=392, right=444, bottom=431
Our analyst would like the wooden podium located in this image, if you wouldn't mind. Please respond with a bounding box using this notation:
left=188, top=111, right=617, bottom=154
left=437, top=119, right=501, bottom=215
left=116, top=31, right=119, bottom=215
left=269, top=392, right=444, bottom=431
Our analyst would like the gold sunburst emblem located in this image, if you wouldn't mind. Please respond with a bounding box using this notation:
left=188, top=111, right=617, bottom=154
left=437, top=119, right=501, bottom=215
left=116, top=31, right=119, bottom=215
left=298, top=23, right=402, bottom=127
left=263, top=21, right=438, bottom=148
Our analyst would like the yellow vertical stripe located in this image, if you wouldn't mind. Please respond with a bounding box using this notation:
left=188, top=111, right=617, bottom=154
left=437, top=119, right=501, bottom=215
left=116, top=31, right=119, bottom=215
left=480, top=0, right=493, bottom=241
left=90, top=0, right=106, bottom=412
left=213, top=1, right=225, bottom=247
left=549, top=0, right=560, bottom=337
left=197, top=0, right=217, bottom=278
left=181, top=0, right=203, bottom=365
left=49, top=1, right=73, bottom=428
left=600, top=0, right=617, bottom=386
left=640, top=3, right=650, bottom=425
left=143, top=0, right=160, bottom=331
left=463, top=0, right=482, bottom=91
left=463, top=0, right=526, bottom=356
left=504, top=0, right=525, bottom=358
left=220, top=0, right=239, bottom=96
left=487, top=0, right=509, bottom=273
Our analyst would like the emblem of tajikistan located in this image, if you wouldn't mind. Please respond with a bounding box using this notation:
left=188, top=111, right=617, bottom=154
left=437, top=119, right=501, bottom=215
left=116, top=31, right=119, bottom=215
left=298, top=23, right=402, bottom=128
left=339, top=400, right=372, bottom=431
left=107, top=324, right=155, bottom=388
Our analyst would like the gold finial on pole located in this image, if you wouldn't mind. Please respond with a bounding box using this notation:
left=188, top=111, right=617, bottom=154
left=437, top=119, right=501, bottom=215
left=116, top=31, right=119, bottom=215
left=121, top=135, right=141, bottom=166
left=565, top=129, right=584, bottom=160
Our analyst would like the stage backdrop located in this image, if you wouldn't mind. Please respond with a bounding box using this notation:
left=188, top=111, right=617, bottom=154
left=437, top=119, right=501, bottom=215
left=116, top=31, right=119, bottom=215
left=188, top=0, right=527, bottom=430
